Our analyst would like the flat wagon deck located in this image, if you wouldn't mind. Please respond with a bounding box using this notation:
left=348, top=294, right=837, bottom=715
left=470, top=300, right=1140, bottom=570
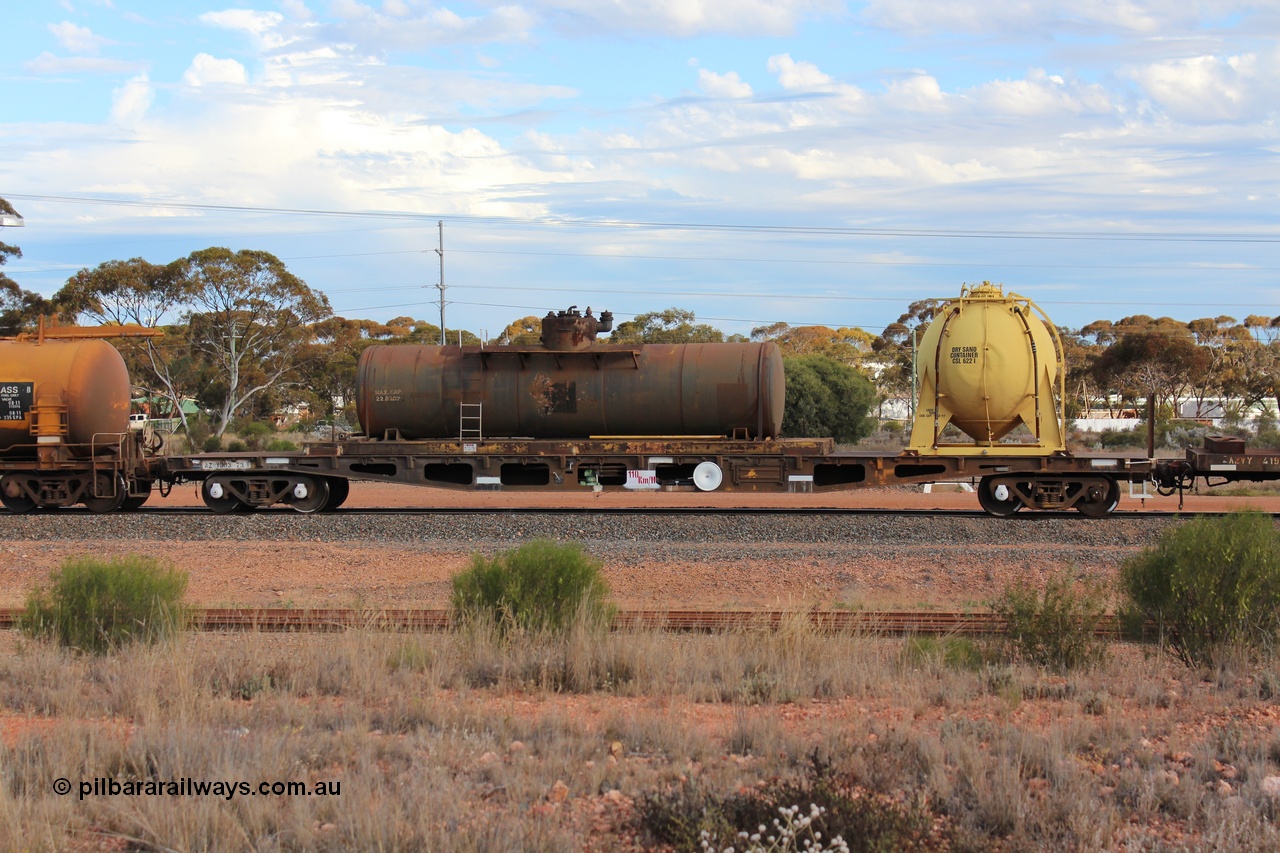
left=158, top=436, right=1151, bottom=517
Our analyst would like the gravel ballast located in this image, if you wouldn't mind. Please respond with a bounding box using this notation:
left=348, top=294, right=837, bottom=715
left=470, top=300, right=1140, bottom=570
left=0, top=508, right=1192, bottom=610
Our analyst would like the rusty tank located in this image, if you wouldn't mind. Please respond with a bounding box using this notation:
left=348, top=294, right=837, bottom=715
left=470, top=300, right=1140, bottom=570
left=909, top=282, right=1065, bottom=455
left=0, top=337, right=132, bottom=456
left=356, top=306, right=786, bottom=440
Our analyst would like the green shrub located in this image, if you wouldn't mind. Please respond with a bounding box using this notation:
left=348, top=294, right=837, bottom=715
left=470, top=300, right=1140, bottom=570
left=226, top=440, right=247, bottom=452
left=1121, top=511, right=1280, bottom=667
left=1256, top=426, right=1280, bottom=450
left=183, top=414, right=213, bottom=454
left=905, top=636, right=986, bottom=671
left=266, top=439, right=298, bottom=452
left=236, top=420, right=273, bottom=451
left=20, top=556, right=189, bottom=654
left=782, top=355, right=876, bottom=444
left=1099, top=427, right=1141, bottom=449
left=988, top=571, right=1108, bottom=672
left=201, top=435, right=222, bottom=452
left=450, top=539, right=613, bottom=635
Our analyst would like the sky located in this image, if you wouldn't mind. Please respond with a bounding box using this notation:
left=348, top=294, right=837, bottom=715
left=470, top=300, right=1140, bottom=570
left=1, top=0, right=1278, bottom=339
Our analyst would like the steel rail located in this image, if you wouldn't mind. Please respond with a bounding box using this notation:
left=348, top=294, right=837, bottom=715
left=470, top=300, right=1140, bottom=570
left=48, top=505, right=1270, bottom=520
left=0, top=608, right=1137, bottom=637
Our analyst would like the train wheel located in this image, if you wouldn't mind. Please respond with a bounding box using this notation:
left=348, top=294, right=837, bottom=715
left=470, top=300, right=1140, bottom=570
left=121, top=480, right=153, bottom=511
left=202, top=478, right=242, bottom=514
left=285, top=477, right=330, bottom=514
left=0, top=477, right=37, bottom=514
left=322, top=477, right=350, bottom=511
left=1076, top=477, right=1120, bottom=518
left=83, top=473, right=127, bottom=513
left=977, top=477, right=1023, bottom=517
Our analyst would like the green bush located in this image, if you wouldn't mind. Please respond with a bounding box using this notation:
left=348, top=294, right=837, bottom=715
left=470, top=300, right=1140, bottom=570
left=782, top=355, right=876, bottom=444
left=905, top=636, right=986, bottom=671
left=20, top=556, right=189, bottom=654
left=266, top=439, right=298, bottom=452
left=1121, top=511, right=1280, bottom=667
left=1099, top=427, right=1141, bottom=449
left=226, top=440, right=246, bottom=452
left=236, top=420, right=273, bottom=451
left=1256, top=424, right=1280, bottom=450
left=988, top=571, right=1108, bottom=672
left=450, top=539, right=613, bottom=635
left=183, top=414, right=213, bottom=454
left=201, top=435, right=222, bottom=452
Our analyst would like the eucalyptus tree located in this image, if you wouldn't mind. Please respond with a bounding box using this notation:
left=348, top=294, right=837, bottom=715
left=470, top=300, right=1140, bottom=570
left=179, top=248, right=332, bottom=436
left=0, top=197, right=51, bottom=336
left=610, top=308, right=740, bottom=343
left=1090, top=316, right=1208, bottom=418
left=871, top=297, right=945, bottom=415
left=498, top=314, right=543, bottom=345
left=57, top=257, right=203, bottom=434
left=750, top=322, right=876, bottom=364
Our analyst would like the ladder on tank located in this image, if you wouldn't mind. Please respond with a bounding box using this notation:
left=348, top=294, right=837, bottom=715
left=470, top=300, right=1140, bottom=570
left=459, top=403, right=483, bottom=441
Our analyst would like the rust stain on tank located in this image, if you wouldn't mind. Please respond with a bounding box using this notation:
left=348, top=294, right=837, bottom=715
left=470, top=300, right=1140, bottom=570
left=528, top=372, right=577, bottom=415
left=529, top=373, right=556, bottom=415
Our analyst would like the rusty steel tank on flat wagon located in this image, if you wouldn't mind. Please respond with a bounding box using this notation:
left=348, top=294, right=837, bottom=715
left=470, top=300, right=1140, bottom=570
left=356, top=306, right=786, bottom=440
left=0, top=338, right=131, bottom=456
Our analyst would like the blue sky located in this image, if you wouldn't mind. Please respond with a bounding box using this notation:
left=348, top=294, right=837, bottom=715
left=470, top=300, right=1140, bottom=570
left=1, top=0, right=1278, bottom=338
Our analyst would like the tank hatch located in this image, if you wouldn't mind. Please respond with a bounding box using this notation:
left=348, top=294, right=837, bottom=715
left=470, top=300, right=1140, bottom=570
left=539, top=306, right=614, bottom=351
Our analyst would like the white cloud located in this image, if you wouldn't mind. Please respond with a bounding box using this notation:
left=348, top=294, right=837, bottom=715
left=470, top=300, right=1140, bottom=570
left=767, top=54, right=830, bottom=91
left=110, top=74, right=153, bottom=125
left=281, top=0, right=314, bottom=21
left=48, top=21, right=112, bottom=54
left=199, top=9, right=291, bottom=49
left=859, top=0, right=1264, bottom=36
left=1128, top=51, right=1280, bottom=122
left=183, top=54, right=249, bottom=87
left=764, top=54, right=865, bottom=107
left=534, top=0, right=841, bottom=37
left=698, top=69, right=752, bottom=98
left=311, top=1, right=534, bottom=49
left=972, top=69, right=1113, bottom=117
left=200, top=9, right=286, bottom=33
left=885, top=74, right=948, bottom=111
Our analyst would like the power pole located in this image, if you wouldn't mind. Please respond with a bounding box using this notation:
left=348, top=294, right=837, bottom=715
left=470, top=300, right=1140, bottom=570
left=434, top=220, right=445, bottom=345
left=909, top=327, right=917, bottom=421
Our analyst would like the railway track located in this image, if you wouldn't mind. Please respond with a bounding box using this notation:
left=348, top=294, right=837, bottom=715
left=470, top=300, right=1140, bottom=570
left=0, top=608, right=1134, bottom=636
left=36, top=504, right=1255, bottom=520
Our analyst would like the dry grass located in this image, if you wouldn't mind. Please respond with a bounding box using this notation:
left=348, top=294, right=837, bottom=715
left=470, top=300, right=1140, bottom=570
left=2, top=622, right=1280, bottom=851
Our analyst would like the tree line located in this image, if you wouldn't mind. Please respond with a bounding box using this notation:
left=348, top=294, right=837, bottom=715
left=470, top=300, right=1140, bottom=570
left=3, top=196, right=1276, bottom=444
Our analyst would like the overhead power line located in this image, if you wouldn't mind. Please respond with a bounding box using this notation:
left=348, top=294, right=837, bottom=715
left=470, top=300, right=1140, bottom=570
left=5, top=192, right=1280, bottom=243
left=12, top=246, right=1275, bottom=277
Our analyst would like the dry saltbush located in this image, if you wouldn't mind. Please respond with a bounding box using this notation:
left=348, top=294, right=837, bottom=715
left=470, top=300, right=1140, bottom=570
left=1, top=625, right=1279, bottom=849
